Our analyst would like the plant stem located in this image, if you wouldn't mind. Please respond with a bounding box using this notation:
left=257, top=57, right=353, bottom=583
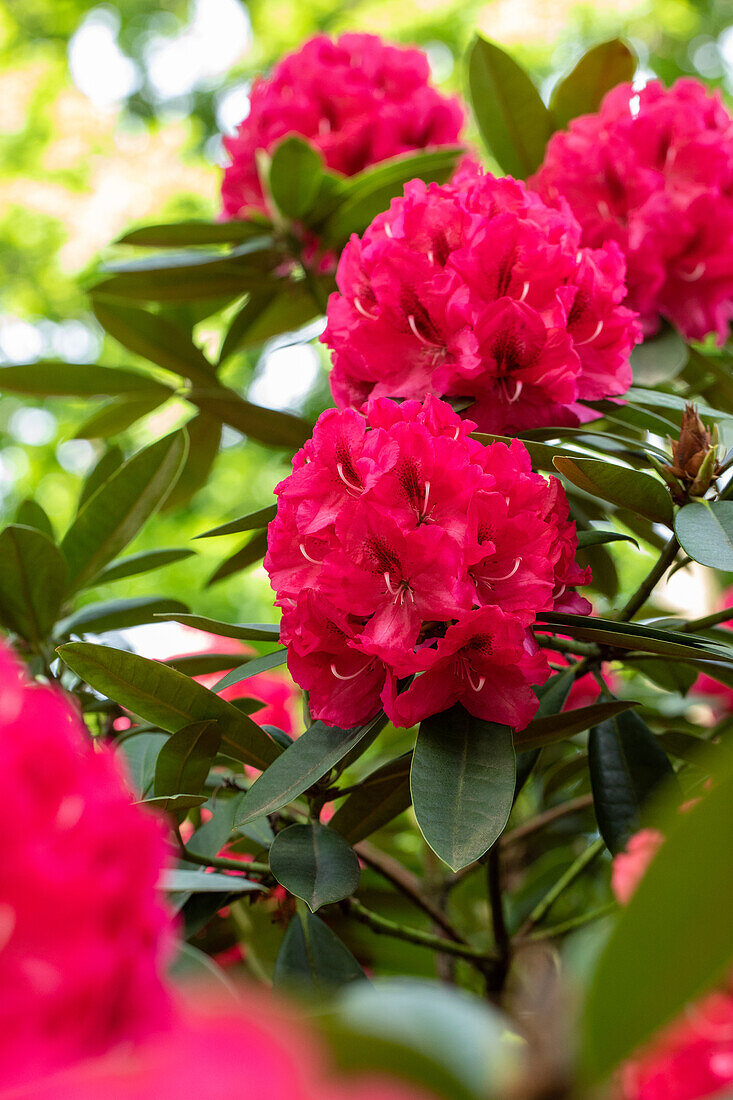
left=486, top=847, right=510, bottom=991
left=347, top=897, right=498, bottom=966
left=616, top=535, right=680, bottom=622
left=515, top=901, right=617, bottom=944
left=534, top=635, right=600, bottom=659
left=175, top=831, right=270, bottom=876
left=682, top=607, right=733, bottom=632
left=517, top=835, right=605, bottom=937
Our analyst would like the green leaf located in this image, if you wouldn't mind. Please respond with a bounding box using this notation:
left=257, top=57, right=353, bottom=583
left=57, top=642, right=280, bottom=770
left=411, top=705, right=516, bottom=871
left=630, top=326, right=689, bottom=386
left=319, top=146, right=462, bottom=243
left=0, top=362, right=170, bottom=397
left=274, top=905, right=366, bottom=997
left=219, top=285, right=322, bottom=361
left=14, top=499, right=53, bottom=538
left=195, top=505, right=276, bottom=538
left=630, top=658, right=698, bottom=695
left=57, top=596, right=188, bottom=636
left=118, top=220, right=268, bottom=247
left=468, top=36, right=552, bottom=177
left=625, top=386, right=728, bottom=422
left=269, top=824, right=360, bottom=911
left=160, top=869, right=263, bottom=893
left=206, top=530, right=269, bottom=587
left=550, top=39, right=636, bottom=128
left=576, top=529, right=639, bottom=550
left=515, top=700, right=638, bottom=751
left=189, top=388, right=311, bottom=450
left=91, top=298, right=215, bottom=386
left=61, top=430, right=187, bottom=591
left=117, top=731, right=167, bottom=798
left=138, top=793, right=208, bottom=812
left=582, top=745, right=733, bottom=1083
left=235, top=712, right=388, bottom=826
left=589, top=708, right=676, bottom=853
left=536, top=612, right=733, bottom=663
left=73, top=393, right=169, bottom=440
left=95, top=548, right=195, bottom=584
left=675, top=501, right=733, bottom=570
left=268, top=136, right=325, bottom=219
left=210, top=648, right=287, bottom=693
left=154, top=719, right=221, bottom=798
left=164, top=654, right=247, bottom=677
left=0, top=525, right=67, bottom=644
left=161, top=413, right=221, bottom=512
left=472, top=432, right=597, bottom=472
left=552, top=457, right=673, bottom=525
left=154, top=612, right=279, bottom=642
left=78, top=446, right=124, bottom=507
left=330, top=753, right=413, bottom=845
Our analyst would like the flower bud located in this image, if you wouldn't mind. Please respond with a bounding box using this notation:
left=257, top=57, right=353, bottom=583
left=664, top=404, right=720, bottom=499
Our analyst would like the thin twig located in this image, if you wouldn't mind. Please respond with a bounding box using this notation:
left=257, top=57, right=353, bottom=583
left=347, top=898, right=498, bottom=967
left=175, top=829, right=270, bottom=876
left=517, top=836, right=606, bottom=938
left=616, top=535, right=680, bottom=622
left=514, top=901, right=617, bottom=945
left=486, top=847, right=510, bottom=991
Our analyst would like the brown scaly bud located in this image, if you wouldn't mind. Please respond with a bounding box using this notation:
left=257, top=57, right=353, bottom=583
left=664, top=404, right=721, bottom=500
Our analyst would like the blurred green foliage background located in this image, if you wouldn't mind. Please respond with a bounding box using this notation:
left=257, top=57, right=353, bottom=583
left=1, top=0, right=732, bottom=626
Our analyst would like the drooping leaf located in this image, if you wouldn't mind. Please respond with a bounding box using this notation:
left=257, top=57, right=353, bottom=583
left=160, top=869, right=263, bottom=894
left=210, top=649, right=287, bottom=693
left=468, top=36, right=552, bottom=177
left=138, top=793, right=208, bottom=812
left=78, top=446, right=124, bottom=507
left=269, top=824, right=360, bottom=911
left=582, top=744, right=733, bottom=1083
left=550, top=39, right=636, bottom=128
left=629, top=658, right=698, bottom=695
left=219, top=285, right=322, bottom=361
left=536, top=612, right=733, bottom=664
left=57, top=596, right=189, bottom=636
left=161, top=413, right=221, bottom=512
left=411, top=705, right=516, bottom=871
left=95, top=548, right=195, bottom=584
left=576, top=529, right=639, bottom=550
left=630, top=325, right=689, bottom=386
left=154, top=613, right=280, bottom=642
left=625, top=386, right=728, bottom=422
left=0, top=525, right=68, bottom=644
left=235, top=712, right=388, bottom=826
left=189, top=388, right=311, bottom=450
left=195, top=505, right=277, bottom=539
left=330, top=753, right=413, bottom=845
left=268, top=136, right=325, bottom=219
left=589, top=708, right=676, bottom=853
left=675, top=501, right=733, bottom=571
left=14, top=499, right=53, bottom=539
left=57, top=642, right=280, bottom=770
left=91, top=298, right=215, bottom=385
left=61, top=430, right=187, bottom=591
left=117, top=731, right=168, bottom=798
left=206, top=530, right=269, bottom=587
left=274, top=905, right=366, bottom=997
left=118, top=219, right=268, bottom=247
left=73, top=393, right=169, bottom=439
left=515, top=700, right=638, bottom=751
left=553, top=457, right=673, bottom=525
left=154, top=719, right=221, bottom=798
left=0, top=362, right=170, bottom=397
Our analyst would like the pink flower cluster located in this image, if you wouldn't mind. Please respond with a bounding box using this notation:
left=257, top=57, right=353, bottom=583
left=531, top=79, right=733, bottom=343
left=0, top=641, right=172, bottom=1089
left=322, top=162, right=639, bottom=434
left=221, top=33, right=464, bottom=220
left=264, top=396, right=591, bottom=731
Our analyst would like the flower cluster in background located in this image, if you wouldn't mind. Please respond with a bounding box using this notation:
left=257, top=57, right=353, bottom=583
left=265, top=395, right=590, bottom=730
left=221, top=33, right=465, bottom=219
left=531, top=79, right=733, bottom=343
left=322, top=163, right=639, bottom=433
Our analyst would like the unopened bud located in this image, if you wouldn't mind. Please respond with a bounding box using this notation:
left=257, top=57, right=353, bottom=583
left=664, top=404, right=720, bottom=499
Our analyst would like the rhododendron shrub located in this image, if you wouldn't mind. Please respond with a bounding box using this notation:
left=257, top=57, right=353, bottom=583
left=221, top=33, right=464, bottom=220
left=0, top=641, right=172, bottom=1088
left=322, top=162, right=639, bottom=432
left=531, top=79, right=733, bottom=342
left=265, top=395, right=590, bottom=728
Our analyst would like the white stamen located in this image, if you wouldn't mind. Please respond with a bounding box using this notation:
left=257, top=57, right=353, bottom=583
left=300, top=542, right=321, bottom=565
left=490, top=557, right=521, bottom=582
left=466, top=668, right=486, bottom=692
left=384, top=222, right=393, bottom=238
left=0, top=904, right=16, bottom=953
left=679, top=261, right=706, bottom=282
left=354, top=296, right=377, bottom=320
left=518, top=281, right=530, bottom=302
left=423, top=480, right=431, bottom=515
left=427, top=249, right=435, bottom=264
left=554, top=584, right=566, bottom=600
left=336, top=462, right=363, bottom=493
left=508, top=379, right=523, bottom=404
left=407, top=313, right=440, bottom=348
left=575, top=318, right=604, bottom=346
left=453, top=426, right=460, bottom=441
left=597, top=200, right=612, bottom=219
left=330, top=661, right=367, bottom=681
left=384, top=571, right=400, bottom=596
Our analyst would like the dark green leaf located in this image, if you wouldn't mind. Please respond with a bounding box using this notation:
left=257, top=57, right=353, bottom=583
left=411, top=705, right=516, bottom=871
left=274, top=905, right=366, bottom=996
left=0, top=525, right=67, bottom=644
left=57, top=642, right=280, bottom=770
left=61, top=430, right=187, bottom=590
left=206, top=530, right=269, bottom=587
left=576, top=530, right=639, bottom=550
left=589, top=708, right=676, bottom=853
left=675, top=501, right=733, bottom=570
left=219, top=285, right=322, bottom=361
left=472, top=432, right=594, bottom=471
left=210, top=649, right=287, bottom=693
left=14, top=499, right=53, bottom=538
left=138, top=793, right=208, bottom=812
left=515, top=700, right=638, bottom=751
left=235, top=712, right=388, bottom=826
left=625, top=386, right=728, bottom=422
left=189, top=388, right=311, bottom=450
left=78, top=446, right=124, bottom=507
left=553, top=457, right=673, bottom=525
left=270, top=824, right=360, bottom=911
left=58, top=596, right=188, bottom=636
left=195, top=505, right=276, bottom=538
left=160, top=869, right=263, bottom=893
left=164, top=654, right=247, bottom=677
left=0, top=362, right=169, bottom=397
left=95, top=548, right=195, bottom=584
left=630, top=326, right=689, bottom=386
left=268, top=136, right=325, bottom=219
left=537, top=612, right=733, bottom=664
left=154, top=719, right=221, bottom=798
left=582, top=745, right=733, bottom=1083
left=154, top=612, right=279, bottom=642
left=118, top=220, right=268, bottom=247
left=550, top=39, right=636, bottom=128
left=468, top=36, right=552, bottom=177
left=629, top=658, right=697, bottom=695
left=117, top=731, right=167, bottom=798
left=161, top=413, right=221, bottom=512
left=330, top=753, right=413, bottom=845
left=73, top=393, right=169, bottom=439
left=91, top=298, right=215, bottom=385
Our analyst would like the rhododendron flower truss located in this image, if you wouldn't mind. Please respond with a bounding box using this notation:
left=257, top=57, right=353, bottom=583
left=265, top=396, right=591, bottom=730
left=322, top=163, right=640, bottom=434
left=531, top=78, right=733, bottom=343
left=221, top=33, right=465, bottom=220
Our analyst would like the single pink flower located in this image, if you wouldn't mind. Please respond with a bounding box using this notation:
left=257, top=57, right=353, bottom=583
left=611, top=828, right=665, bottom=906
left=531, top=78, right=733, bottom=343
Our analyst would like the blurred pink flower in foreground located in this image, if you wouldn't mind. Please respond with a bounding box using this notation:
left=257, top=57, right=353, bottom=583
left=221, top=33, right=464, bottom=220
left=532, top=79, right=733, bottom=342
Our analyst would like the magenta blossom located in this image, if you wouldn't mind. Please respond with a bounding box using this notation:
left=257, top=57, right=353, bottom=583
left=221, top=33, right=464, bottom=220
left=265, top=396, right=591, bottom=730
left=322, top=163, right=639, bottom=434
left=531, top=78, right=733, bottom=343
